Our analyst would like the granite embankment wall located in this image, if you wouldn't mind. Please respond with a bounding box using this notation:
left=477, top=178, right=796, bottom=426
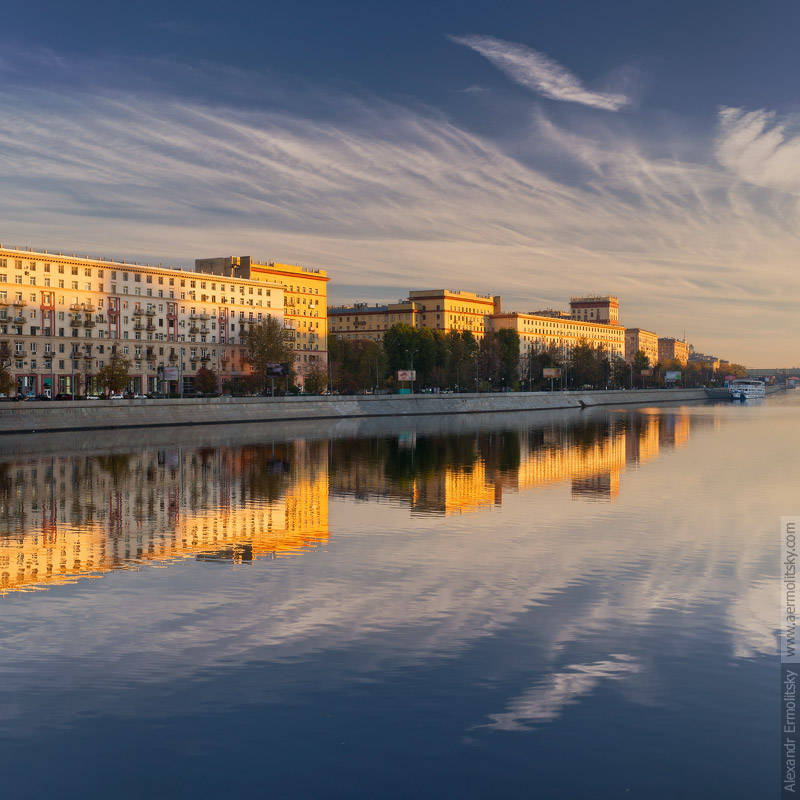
left=0, top=389, right=711, bottom=435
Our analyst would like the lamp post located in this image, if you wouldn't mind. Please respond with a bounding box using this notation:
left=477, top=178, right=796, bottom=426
left=179, top=347, right=185, bottom=398
left=405, top=348, right=415, bottom=394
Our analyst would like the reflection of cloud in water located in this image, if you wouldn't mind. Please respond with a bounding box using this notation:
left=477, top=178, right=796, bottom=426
left=480, top=654, right=640, bottom=731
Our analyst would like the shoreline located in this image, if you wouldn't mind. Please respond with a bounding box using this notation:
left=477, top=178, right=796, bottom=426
left=0, top=387, right=738, bottom=435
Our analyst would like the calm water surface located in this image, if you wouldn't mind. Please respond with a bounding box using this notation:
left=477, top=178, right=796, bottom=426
left=1, top=395, right=794, bottom=798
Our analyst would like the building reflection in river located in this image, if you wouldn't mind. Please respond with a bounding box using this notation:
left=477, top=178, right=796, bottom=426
left=1, top=408, right=693, bottom=595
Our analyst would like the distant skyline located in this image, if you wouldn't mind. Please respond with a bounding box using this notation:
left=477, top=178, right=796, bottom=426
left=2, top=1, right=798, bottom=364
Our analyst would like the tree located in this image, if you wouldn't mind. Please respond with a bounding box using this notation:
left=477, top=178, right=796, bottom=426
left=0, top=362, right=13, bottom=396
left=0, top=341, right=13, bottom=396
left=242, top=316, right=294, bottom=392
left=570, top=338, right=602, bottom=388
left=495, top=329, right=520, bottom=388
left=447, top=330, right=478, bottom=390
left=97, top=352, right=132, bottom=394
left=633, top=350, right=651, bottom=371
left=304, top=361, right=328, bottom=394
left=194, top=366, right=218, bottom=394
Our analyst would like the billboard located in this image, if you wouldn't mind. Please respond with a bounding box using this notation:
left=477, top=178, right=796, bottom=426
left=163, top=367, right=179, bottom=381
left=640, top=369, right=653, bottom=377
left=397, top=370, right=416, bottom=381
left=542, top=368, right=562, bottom=378
left=665, top=371, right=681, bottom=381
left=266, top=363, right=290, bottom=377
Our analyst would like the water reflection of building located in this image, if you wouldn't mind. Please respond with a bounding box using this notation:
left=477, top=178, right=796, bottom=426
left=330, top=411, right=692, bottom=513
left=0, top=440, right=328, bottom=596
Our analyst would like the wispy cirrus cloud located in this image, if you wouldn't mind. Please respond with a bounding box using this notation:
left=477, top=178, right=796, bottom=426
left=0, top=49, right=797, bottom=363
left=716, top=106, right=800, bottom=194
left=448, top=34, right=630, bottom=111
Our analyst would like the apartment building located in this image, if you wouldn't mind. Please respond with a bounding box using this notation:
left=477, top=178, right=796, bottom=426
left=327, top=300, right=421, bottom=342
left=0, top=245, right=283, bottom=396
left=195, top=256, right=328, bottom=386
left=569, top=296, right=620, bottom=325
left=406, top=289, right=502, bottom=338
left=658, top=337, right=689, bottom=365
left=489, top=311, right=625, bottom=359
left=624, top=328, right=659, bottom=366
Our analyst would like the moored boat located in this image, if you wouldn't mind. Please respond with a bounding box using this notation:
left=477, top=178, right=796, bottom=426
left=728, top=379, right=765, bottom=401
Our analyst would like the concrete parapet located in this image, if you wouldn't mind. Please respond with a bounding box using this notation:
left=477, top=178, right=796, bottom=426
left=0, top=389, right=710, bottom=435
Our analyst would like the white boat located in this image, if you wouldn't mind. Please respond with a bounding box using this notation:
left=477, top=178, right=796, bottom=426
left=728, top=379, right=765, bottom=400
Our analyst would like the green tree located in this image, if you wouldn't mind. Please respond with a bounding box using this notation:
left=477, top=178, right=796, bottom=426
left=194, top=366, right=218, bottom=394
left=495, top=329, right=520, bottom=388
left=243, top=316, right=294, bottom=392
left=0, top=341, right=13, bottom=396
left=97, top=352, right=132, bottom=394
left=633, top=349, right=651, bottom=371
left=570, top=338, right=602, bottom=388
left=446, top=330, right=478, bottom=390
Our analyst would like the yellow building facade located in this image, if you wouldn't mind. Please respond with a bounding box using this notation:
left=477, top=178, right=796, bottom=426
left=195, top=256, right=329, bottom=387
left=658, top=337, right=689, bottom=365
left=489, top=311, right=625, bottom=359
left=327, top=300, right=420, bottom=342
left=625, top=327, right=659, bottom=366
left=0, top=245, right=284, bottom=396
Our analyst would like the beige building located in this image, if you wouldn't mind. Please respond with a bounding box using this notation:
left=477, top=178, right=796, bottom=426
left=569, top=295, right=620, bottom=325
left=195, top=256, right=328, bottom=386
left=328, top=300, right=421, bottom=342
left=489, top=311, right=625, bottom=360
left=658, top=337, right=689, bottom=365
left=406, top=289, right=502, bottom=338
left=1, top=245, right=284, bottom=396
left=625, top=328, right=658, bottom=366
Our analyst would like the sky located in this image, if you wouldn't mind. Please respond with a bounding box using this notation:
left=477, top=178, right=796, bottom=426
left=1, top=0, right=799, bottom=365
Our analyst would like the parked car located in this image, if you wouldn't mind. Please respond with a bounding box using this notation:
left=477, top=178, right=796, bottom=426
left=55, top=393, right=73, bottom=401
left=109, top=393, right=123, bottom=400
left=132, top=393, right=147, bottom=399
left=86, top=395, right=101, bottom=400
left=36, top=394, right=52, bottom=401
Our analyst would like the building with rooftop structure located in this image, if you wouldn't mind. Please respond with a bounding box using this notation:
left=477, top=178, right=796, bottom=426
left=1, top=244, right=284, bottom=397
left=658, top=337, right=689, bottom=365
left=624, top=328, right=659, bottom=366
left=195, top=255, right=329, bottom=388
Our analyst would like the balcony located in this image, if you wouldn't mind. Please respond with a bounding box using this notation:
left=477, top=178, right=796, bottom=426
left=83, top=303, right=96, bottom=313
left=83, top=352, right=93, bottom=359
left=198, top=312, right=210, bottom=321
left=83, top=319, right=95, bottom=328
left=146, top=323, right=156, bottom=332
left=0, top=298, right=8, bottom=307
left=145, top=309, right=155, bottom=317
left=134, top=322, right=144, bottom=331
left=188, top=325, right=199, bottom=335
left=168, top=351, right=178, bottom=361
left=133, top=309, right=144, bottom=317
left=14, top=350, right=26, bottom=358
left=134, top=354, right=143, bottom=361
left=189, top=313, right=199, bottom=321
left=12, top=299, right=27, bottom=308
left=108, top=308, right=120, bottom=316
left=12, top=316, right=26, bottom=325
left=69, top=303, right=83, bottom=312
left=200, top=326, right=209, bottom=334
left=200, top=354, right=211, bottom=362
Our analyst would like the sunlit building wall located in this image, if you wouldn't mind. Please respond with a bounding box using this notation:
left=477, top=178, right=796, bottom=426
left=195, top=256, right=329, bottom=387
left=0, top=245, right=284, bottom=396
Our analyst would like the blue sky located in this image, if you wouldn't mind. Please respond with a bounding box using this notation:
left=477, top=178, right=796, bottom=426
left=2, top=0, right=799, bottom=364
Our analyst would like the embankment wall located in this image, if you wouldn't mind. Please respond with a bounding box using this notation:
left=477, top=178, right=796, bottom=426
left=0, top=389, right=712, bottom=435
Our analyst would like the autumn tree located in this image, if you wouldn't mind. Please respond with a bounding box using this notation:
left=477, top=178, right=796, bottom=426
left=242, top=316, right=294, bottom=392
left=304, top=361, right=328, bottom=394
left=97, top=352, right=132, bottom=394
left=0, top=341, right=13, bottom=395
left=194, top=366, right=218, bottom=394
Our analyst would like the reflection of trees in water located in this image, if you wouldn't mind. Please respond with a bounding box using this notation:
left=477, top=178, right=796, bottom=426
left=241, top=444, right=292, bottom=504
left=95, top=454, right=131, bottom=486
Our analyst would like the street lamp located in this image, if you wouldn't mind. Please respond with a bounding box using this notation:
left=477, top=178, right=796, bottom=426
left=404, top=348, right=416, bottom=394
left=179, top=347, right=185, bottom=398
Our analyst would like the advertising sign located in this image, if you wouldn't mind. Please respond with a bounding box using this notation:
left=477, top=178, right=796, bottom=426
left=163, top=367, right=179, bottom=381
left=640, top=369, right=653, bottom=377
left=267, top=363, right=289, bottom=377
left=397, top=370, right=417, bottom=381
left=542, top=368, right=562, bottom=378
left=665, top=371, right=681, bottom=381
